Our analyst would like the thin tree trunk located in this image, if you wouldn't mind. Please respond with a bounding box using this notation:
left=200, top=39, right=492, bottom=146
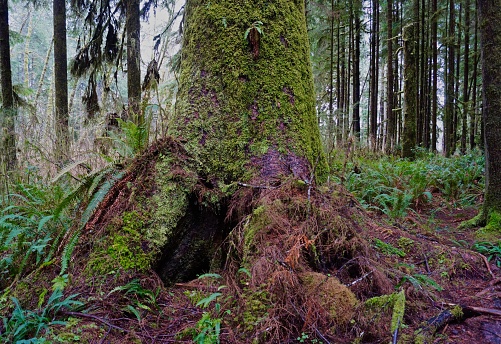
left=402, top=22, right=417, bottom=159
left=126, top=0, right=142, bottom=125
left=431, top=0, right=438, bottom=151
left=54, top=0, right=69, bottom=164
left=470, top=9, right=478, bottom=150
left=327, top=0, right=335, bottom=154
left=352, top=0, right=361, bottom=141
left=369, top=0, right=379, bottom=149
left=461, top=0, right=470, bottom=154
left=385, top=0, right=394, bottom=153
left=444, top=0, right=455, bottom=156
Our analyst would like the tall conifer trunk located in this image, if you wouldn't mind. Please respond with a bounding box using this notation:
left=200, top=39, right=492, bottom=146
left=53, top=0, right=69, bottom=164
left=477, top=0, right=501, bottom=228
left=126, top=0, right=141, bottom=125
left=172, top=0, right=325, bottom=184
left=402, top=23, right=417, bottom=159
left=0, top=0, right=16, bottom=172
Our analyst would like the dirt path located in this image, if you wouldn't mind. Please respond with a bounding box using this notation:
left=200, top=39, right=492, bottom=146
left=419, top=206, right=501, bottom=344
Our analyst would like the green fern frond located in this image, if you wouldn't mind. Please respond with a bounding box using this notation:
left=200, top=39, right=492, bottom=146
left=79, top=171, right=125, bottom=229
left=60, top=231, right=80, bottom=275
left=54, top=166, right=116, bottom=219
left=50, top=159, right=90, bottom=184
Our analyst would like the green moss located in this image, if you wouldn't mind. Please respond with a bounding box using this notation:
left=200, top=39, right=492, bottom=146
left=148, top=154, right=196, bottom=250
left=397, top=237, right=415, bottom=252
left=173, top=0, right=327, bottom=183
left=373, top=238, right=406, bottom=257
left=86, top=211, right=155, bottom=275
left=243, top=205, right=270, bottom=261
left=450, top=305, right=464, bottom=319
left=476, top=210, right=501, bottom=239
left=459, top=209, right=485, bottom=229
left=240, top=288, right=270, bottom=332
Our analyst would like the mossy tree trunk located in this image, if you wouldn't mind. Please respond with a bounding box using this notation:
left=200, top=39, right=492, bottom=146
left=0, top=0, right=16, bottom=173
left=126, top=0, right=142, bottom=125
left=402, top=23, right=417, bottom=159
left=478, top=0, right=501, bottom=230
left=172, top=0, right=325, bottom=184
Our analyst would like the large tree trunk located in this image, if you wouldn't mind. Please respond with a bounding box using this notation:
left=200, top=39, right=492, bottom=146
left=53, top=0, right=69, bottom=164
left=172, top=0, right=325, bottom=184
left=477, top=0, right=501, bottom=230
left=0, top=0, right=16, bottom=173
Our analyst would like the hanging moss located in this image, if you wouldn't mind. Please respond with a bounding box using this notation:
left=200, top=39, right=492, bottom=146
left=173, top=0, right=326, bottom=183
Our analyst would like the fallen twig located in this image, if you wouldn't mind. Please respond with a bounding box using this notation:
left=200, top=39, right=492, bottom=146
left=478, top=253, right=496, bottom=279
left=63, top=311, right=129, bottom=332
left=237, top=182, right=277, bottom=189
left=347, top=271, right=373, bottom=287
left=444, top=303, right=501, bottom=317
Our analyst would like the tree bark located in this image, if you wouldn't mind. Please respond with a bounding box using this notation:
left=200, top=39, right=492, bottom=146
left=172, top=0, right=325, bottom=184
left=352, top=0, right=361, bottom=140
left=478, top=0, right=501, bottom=223
left=385, top=0, right=394, bottom=153
left=0, top=0, right=16, bottom=172
left=461, top=0, right=470, bottom=154
left=444, top=0, right=455, bottom=156
left=369, top=0, right=379, bottom=149
left=431, top=0, right=438, bottom=151
left=126, top=0, right=142, bottom=125
left=402, top=23, right=417, bottom=159
left=54, top=0, right=69, bottom=164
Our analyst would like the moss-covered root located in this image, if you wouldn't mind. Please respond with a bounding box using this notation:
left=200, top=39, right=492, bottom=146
left=414, top=305, right=463, bottom=344
left=459, top=208, right=501, bottom=240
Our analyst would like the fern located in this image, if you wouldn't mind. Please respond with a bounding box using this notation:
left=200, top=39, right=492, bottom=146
left=60, top=231, right=80, bottom=275
left=54, top=166, right=116, bottom=219
left=79, top=170, right=125, bottom=229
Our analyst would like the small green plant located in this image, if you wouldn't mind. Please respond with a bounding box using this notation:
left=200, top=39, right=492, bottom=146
left=472, top=241, right=501, bottom=267
left=398, top=273, right=443, bottom=291
left=373, top=238, right=406, bottom=257
left=244, top=21, right=264, bottom=40
left=0, top=178, right=73, bottom=287
left=0, top=289, right=83, bottom=342
left=104, top=118, right=149, bottom=160
left=186, top=274, right=231, bottom=344
left=108, top=278, right=160, bottom=321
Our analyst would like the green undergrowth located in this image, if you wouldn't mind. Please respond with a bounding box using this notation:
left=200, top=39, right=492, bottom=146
left=332, top=150, right=484, bottom=219
left=0, top=168, right=75, bottom=290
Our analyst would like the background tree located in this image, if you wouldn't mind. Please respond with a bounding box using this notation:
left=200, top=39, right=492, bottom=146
left=53, top=0, right=69, bottom=164
left=0, top=0, right=16, bottom=172
left=402, top=19, right=417, bottom=159
left=126, top=0, right=141, bottom=124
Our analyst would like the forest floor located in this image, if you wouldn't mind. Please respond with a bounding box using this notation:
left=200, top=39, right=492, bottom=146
left=58, top=191, right=501, bottom=344
left=410, top=204, right=501, bottom=344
